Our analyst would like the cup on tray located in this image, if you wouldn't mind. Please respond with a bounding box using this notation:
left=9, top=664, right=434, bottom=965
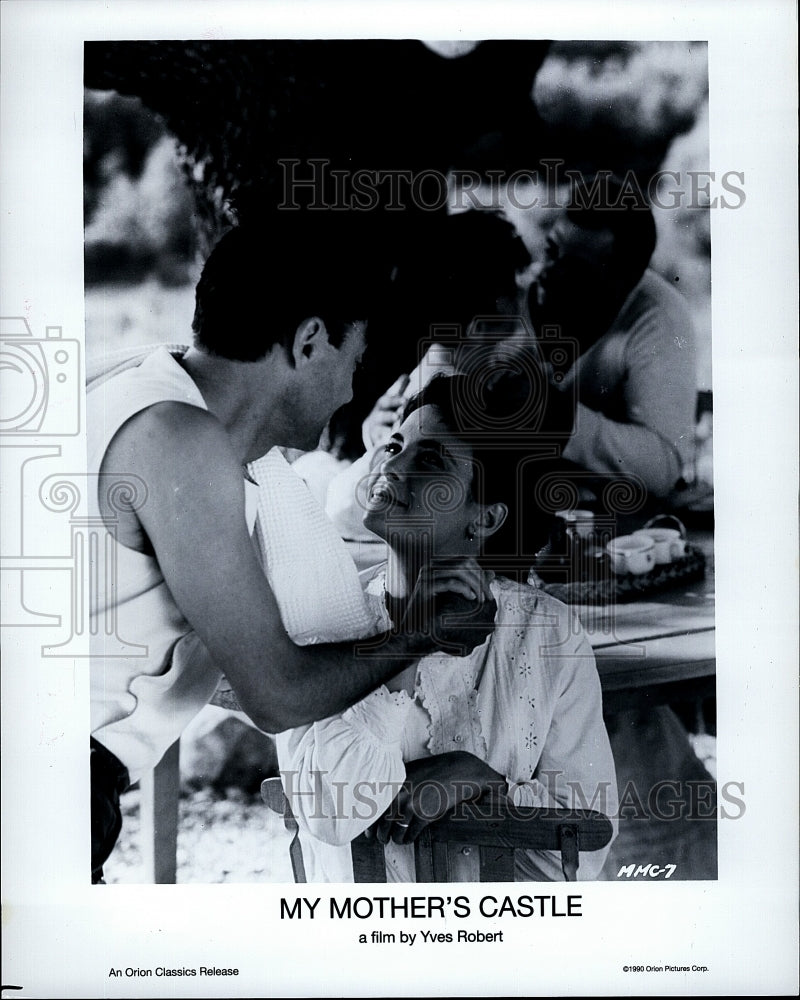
left=555, top=508, right=595, bottom=539
left=633, top=526, right=687, bottom=565
left=606, top=534, right=656, bottom=575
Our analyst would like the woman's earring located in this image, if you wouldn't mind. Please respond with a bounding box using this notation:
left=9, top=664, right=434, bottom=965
left=466, top=526, right=475, bottom=542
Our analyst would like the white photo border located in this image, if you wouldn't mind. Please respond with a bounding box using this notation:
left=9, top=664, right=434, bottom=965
left=1, top=1, right=797, bottom=996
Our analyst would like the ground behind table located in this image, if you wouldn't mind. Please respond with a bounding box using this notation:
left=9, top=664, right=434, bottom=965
left=586, top=530, right=717, bottom=880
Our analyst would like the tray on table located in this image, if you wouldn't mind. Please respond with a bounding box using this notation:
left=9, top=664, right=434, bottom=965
left=531, top=543, right=707, bottom=606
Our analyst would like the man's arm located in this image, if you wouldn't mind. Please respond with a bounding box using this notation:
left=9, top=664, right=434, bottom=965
left=563, top=404, right=685, bottom=497
left=103, top=402, right=492, bottom=733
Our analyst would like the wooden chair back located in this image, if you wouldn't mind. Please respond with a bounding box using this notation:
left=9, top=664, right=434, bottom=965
left=261, top=777, right=613, bottom=883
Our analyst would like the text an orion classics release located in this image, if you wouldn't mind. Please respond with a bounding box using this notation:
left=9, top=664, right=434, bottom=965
left=108, top=968, right=238, bottom=979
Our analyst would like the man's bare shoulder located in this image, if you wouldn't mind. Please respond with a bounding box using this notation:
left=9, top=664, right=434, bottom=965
left=109, top=402, right=230, bottom=463
left=104, top=401, right=243, bottom=503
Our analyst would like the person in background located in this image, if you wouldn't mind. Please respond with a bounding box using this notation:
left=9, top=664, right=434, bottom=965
left=527, top=177, right=697, bottom=501
left=526, top=178, right=717, bottom=879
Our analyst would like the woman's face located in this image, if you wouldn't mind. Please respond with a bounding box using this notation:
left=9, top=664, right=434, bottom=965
left=363, top=404, right=482, bottom=556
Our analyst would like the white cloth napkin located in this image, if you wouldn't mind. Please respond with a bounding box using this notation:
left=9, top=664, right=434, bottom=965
left=248, top=448, right=386, bottom=645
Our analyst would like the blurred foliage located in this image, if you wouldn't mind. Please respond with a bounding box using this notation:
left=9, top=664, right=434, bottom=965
left=534, top=40, right=708, bottom=180
left=84, top=91, right=199, bottom=287
left=84, top=39, right=550, bottom=247
left=83, top=39, right=711, bottom=385
left=84, top=92, right=163, bottom=219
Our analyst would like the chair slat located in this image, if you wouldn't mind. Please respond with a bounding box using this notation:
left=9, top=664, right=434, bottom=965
left=431, top=840, right=451, bottom=882
left=263, top=778, right=613, bottom=884
left=414, top=829, right=435, bottom=883
left=351, top=836, right=387, bottom=882
left=261, top=777, right=307, bottom=882
left=429, top=804, right=613, bottom=853
left=479, top=845, right=516, bottom=882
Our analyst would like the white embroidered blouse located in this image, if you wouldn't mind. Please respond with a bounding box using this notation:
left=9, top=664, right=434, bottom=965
left=275, top=571, right=618, bottom=882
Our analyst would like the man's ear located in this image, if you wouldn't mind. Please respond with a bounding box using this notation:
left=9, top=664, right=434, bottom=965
left=291, top=317, right=328, bottom=365
left=474, top=502, right=508, bottom=540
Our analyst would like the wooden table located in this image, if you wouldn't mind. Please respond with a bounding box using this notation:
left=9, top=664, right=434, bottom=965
left=580, top=530, right=716, bottom=713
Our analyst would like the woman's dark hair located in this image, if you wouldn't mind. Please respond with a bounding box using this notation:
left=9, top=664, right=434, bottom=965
left=322, top=209, right=533, bottom=463
left=388, top=209, right=531, bottom=344
left=192, top=211, right=392, bottom=362
left=402, top=362, right=574, bottom=578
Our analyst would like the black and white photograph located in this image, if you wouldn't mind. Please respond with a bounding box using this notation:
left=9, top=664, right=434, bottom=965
left=1, top=2, right=797, bottom=997
left=82, top=35, right=718, bottom=889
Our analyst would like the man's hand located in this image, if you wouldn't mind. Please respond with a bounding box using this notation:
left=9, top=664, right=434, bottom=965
left=399, top=558, right=497, bottom=657
left=369, top=751, right=508, bottom=844
left=362, top=373, right=410, bottom=450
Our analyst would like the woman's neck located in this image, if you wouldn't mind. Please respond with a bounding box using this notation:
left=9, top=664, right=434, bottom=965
left=384, top=546, right=418, bottom=602
left=384, top=535, right=475, bottom=603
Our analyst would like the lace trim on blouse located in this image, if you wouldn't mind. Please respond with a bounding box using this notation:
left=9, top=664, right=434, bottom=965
left=339, top=685, right=413, bottom=749
left=414, top=655, right=488, bottom=759
left=361, top=570, right=553, bottom=782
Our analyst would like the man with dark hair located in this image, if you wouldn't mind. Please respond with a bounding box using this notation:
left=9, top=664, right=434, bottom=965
left=191, top=215, right=385, bottom=361
left=528, top=179, right=696, bottom=499
left=88, top=213, right=495, bottom=882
